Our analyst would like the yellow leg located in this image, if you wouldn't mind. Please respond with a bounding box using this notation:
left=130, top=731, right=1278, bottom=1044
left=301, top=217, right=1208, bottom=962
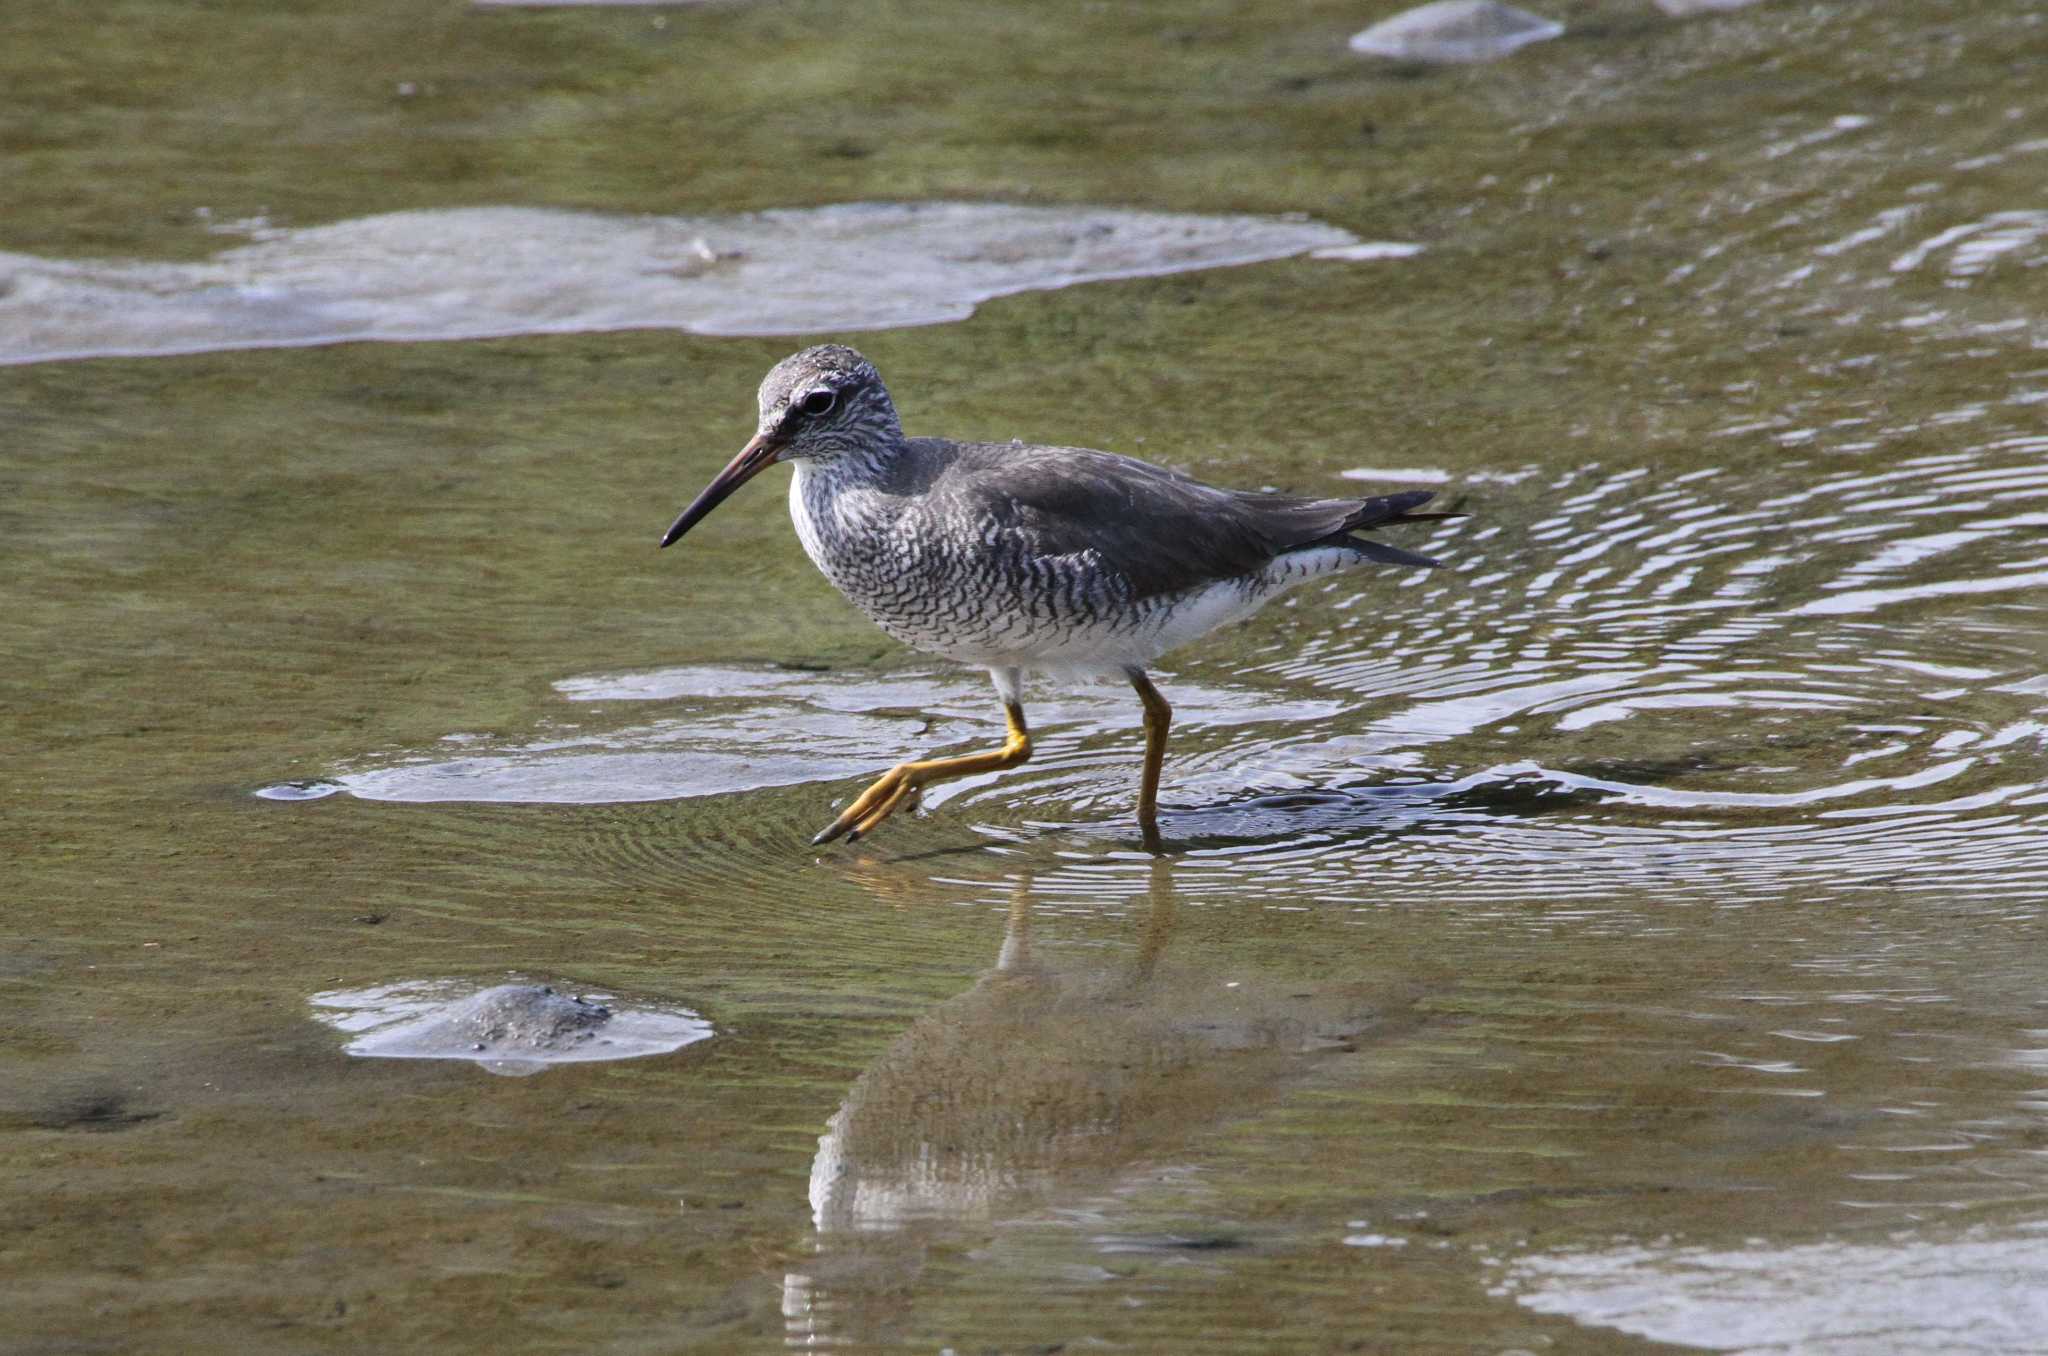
left=812, top=701, right=1033, bottom=846
left=1127, top=668, right=1172, bottom=852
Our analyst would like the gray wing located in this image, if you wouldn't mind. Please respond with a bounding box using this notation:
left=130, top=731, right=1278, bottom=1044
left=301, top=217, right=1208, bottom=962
left=922, top=442, right=1452, bottom=601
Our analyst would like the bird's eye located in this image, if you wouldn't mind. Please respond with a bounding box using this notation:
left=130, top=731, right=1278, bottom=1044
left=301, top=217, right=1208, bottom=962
left=798, top=389, right=837, bottom=417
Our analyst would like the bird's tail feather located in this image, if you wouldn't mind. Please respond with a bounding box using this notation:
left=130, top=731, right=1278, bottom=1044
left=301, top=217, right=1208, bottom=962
left=1332, top=489, right=1463, bottom=568
left=1339, top=489, right=1464, bottom=532
left=1348, top=537, right=1444, bottom=569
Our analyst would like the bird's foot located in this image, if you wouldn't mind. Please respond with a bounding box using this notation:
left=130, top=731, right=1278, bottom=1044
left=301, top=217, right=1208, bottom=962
left=811, top=718, right=1028, bottom=848
left=812, top=765, right=920, bottom=846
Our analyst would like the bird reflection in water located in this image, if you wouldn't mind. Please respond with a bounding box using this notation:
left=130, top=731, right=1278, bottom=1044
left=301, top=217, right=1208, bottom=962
left=781, top=861, right=1417, bottom=1348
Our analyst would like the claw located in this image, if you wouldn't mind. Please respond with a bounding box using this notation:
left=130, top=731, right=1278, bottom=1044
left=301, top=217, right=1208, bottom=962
left=812, top=766, right=907, bottom=846
left=807, top=701, right=1032, bottom=849
left=850, top=778, right=918, bottom=839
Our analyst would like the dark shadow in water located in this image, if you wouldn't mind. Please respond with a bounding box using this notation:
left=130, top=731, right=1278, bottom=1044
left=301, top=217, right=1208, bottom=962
left=1152, top=766, right=1619, bottom=853
left=18, top=1086, right=167, bottom=1134
left=897, top=750, right=1733, bottom=859
left=1136, top=747, right=1753, bottom=854
left=876, top=764, right=1625, bottom=859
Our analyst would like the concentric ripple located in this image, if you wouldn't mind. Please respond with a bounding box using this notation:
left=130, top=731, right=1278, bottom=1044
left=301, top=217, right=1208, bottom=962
left=290, top=413, right=2046, bottom=913
left=973, top=426, right=2048, bottom=906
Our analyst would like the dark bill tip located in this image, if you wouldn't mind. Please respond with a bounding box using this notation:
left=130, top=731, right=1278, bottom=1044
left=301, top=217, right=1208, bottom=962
left=658, top=434, right=781, bottom=549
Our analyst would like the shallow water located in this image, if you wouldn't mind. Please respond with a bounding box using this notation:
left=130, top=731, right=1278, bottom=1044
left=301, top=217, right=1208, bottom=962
left=5, top=0, right=2047, bottom=1351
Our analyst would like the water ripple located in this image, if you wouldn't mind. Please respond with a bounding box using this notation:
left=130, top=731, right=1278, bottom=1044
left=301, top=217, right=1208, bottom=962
left=286, top=417, right=2047, bottom=912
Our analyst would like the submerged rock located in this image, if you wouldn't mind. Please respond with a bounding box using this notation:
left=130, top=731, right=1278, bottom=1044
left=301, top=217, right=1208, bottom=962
left=428, top=985, right=611, bottom=1049
left=310, top=980, right=712, bottom=1076
left=1349, top=0, right=1564, bottom=63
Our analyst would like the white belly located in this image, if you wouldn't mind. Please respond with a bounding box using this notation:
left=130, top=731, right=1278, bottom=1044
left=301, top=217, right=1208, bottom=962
left=789, top=462, right=1369, bottom=675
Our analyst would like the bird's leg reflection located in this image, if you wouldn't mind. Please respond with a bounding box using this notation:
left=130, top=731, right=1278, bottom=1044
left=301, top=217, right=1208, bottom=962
left=991, top=860, right=1174, bottom=982
left=993, top=873, right=1036, bottom=974
left=1132, top=857, right=1177, bottom=984
left=785, top=867, right=1174, bottom=1347
left=782, top=860, right=1399, bottom=1348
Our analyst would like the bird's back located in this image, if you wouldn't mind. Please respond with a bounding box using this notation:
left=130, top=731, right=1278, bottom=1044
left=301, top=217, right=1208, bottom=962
left=917, top=440, right=1446, bottom=597
left=791, top=436, right=1446, bottom=671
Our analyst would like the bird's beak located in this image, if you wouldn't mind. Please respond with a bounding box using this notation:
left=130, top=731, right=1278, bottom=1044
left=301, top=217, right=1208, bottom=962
left=659, top=433, right=785, bottom=548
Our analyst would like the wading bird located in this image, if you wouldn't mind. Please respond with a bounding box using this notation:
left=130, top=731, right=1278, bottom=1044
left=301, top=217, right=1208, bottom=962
left=661, top=346, right=1453, bottom=850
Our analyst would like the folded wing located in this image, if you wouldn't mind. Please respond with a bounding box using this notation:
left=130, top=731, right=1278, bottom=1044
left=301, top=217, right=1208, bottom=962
left=926, top=442, right=1457, bottom=600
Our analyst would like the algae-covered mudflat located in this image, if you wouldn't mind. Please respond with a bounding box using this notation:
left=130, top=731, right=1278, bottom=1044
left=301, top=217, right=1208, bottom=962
left=4, top=1, right=2046, bottom=1350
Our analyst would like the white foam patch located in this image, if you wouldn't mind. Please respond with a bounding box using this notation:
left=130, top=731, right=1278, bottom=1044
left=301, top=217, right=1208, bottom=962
left=1311, top=241, right=1426, bottom=261
left=0, top=202, right=1360, bottom=366
left=1503, top=1231, right=2048, bottom=1354
left=1653, top=0, right=1764, bottom=15
left=474, top=0, right=699, bottom=6
left=1349, top=1, right=1563, bottom=64
left=1339, top=466, right=1452, bottom=484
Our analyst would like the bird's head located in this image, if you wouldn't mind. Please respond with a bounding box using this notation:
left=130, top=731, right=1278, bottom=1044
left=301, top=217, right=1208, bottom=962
left=660, top=345, right=901, bottom=548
